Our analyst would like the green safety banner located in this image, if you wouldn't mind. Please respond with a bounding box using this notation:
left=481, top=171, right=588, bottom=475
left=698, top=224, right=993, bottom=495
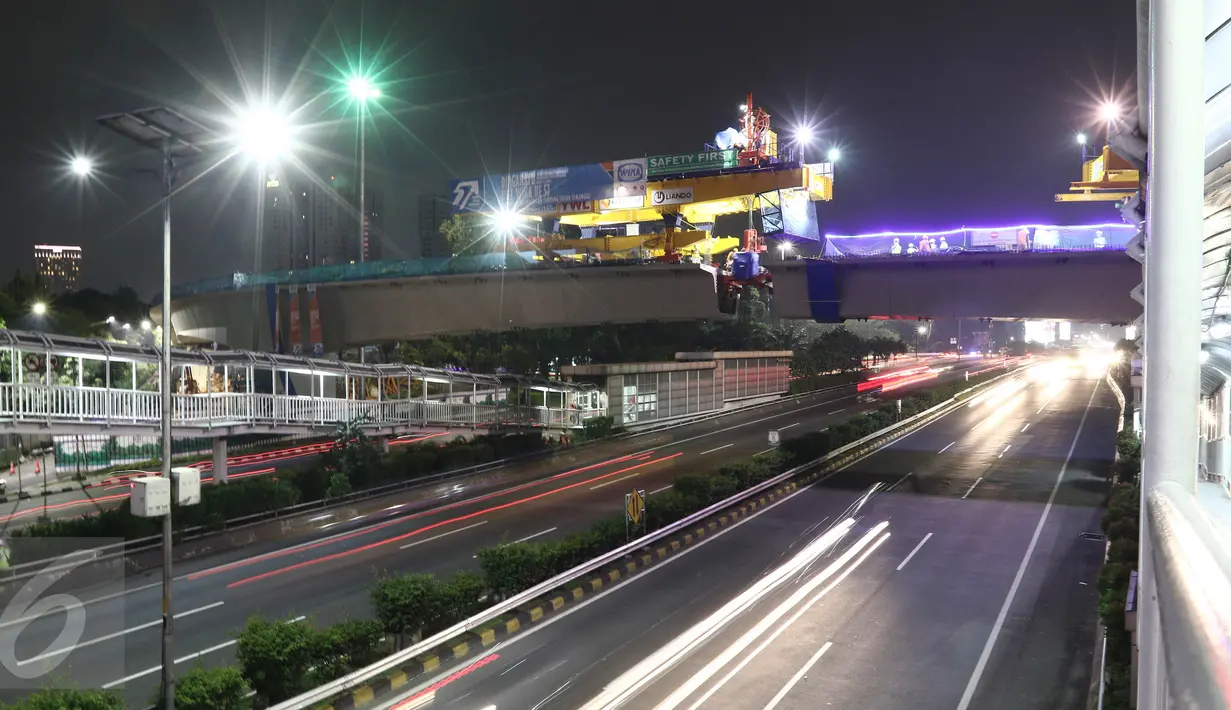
left=647, top=149, right=738, bottom=177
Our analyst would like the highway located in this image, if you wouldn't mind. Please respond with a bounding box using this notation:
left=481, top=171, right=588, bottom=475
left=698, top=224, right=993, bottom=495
left=374, top=362, right=1116, bottom=710
left=0, top=357, right=960, bottom=530
left=0, top=357, right=995, bottom=705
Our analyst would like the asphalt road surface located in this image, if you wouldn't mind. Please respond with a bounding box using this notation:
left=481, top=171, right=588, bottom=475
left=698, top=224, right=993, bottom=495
left=0, top=357, right=966, bottom=531
left=373, top=361, right=1115, bottom=710
left=0, top=357, right=993, bottom=706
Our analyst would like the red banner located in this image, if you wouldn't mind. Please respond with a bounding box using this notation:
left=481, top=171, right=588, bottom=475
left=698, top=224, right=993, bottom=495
left=288, top=285, right=302, bottom=355
left=308, top=284, right=323, bottom=357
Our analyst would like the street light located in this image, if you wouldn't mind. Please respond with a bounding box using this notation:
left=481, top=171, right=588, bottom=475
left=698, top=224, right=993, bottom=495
left=141, top=319, right=152, bottom=331
left=232, top=106, right=293, bottom=164
left=105, top=315, right=116, bottom=324
left=827, top=147, right=841, bottom=162
left=346, top=74, right=380, bottom=266
left=1076, top=133, right=1087, bottom=145
left=493, top=209, right=523, bottom=237
left=1099, top=100, right=1122, bottom=124
left=793, top=125, right=814, bottom=163
left=31, top=302, right=47, bottom=316
left=69, top=155, right=94, bottom=177
left=94, top=105, right=215, bottom=710
left=779, top=240, right=794, bottom=260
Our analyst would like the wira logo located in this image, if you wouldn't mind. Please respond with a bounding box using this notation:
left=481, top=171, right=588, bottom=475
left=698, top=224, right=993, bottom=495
left=617, top=163, right=644, bottom=182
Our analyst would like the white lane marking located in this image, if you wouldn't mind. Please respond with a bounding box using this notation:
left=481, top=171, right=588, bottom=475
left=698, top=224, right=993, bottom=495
left=956, top=381, right=1100, bottom=710
left=778, top=423, right=800, bottom=431
left=16, top=601, right=226, bottom=665
left=999, top=444, right=1011, bottom=459
left=590, top=465, right=669, bottom=491
left=754, top=447, right=777, bottom=457
left=175, top=639, right=236, bottom=664
left=939, top=441, right=955, bottom=453
left=762, top=642, right=835, bottom=710
left=102, top=665, right=160, bottom=689
left=500, top=658, right=528, bottom=676
left=827, top=408, right=846, bottom=415
left=401, top=521, right=487, bottom=550
left=962, top=478, right=983, bottom=500
left=512, top=527, right=558, bottom=544
left=1021, top=423, right=1030, bottom=433
left=649, top=485, right=673, bottom=495
left=102, top=614, right=306, bottom=689
left=699, top=444, right=734, bottom=456
left=886, top=472, right=912, bottom=492
left=897, top=533, right=934, bottom=571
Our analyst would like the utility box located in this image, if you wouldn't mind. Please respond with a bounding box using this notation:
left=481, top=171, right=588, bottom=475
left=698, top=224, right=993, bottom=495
left=170, top=467, right=202, bottom=506
left=131, top=476, right=171, bottom=518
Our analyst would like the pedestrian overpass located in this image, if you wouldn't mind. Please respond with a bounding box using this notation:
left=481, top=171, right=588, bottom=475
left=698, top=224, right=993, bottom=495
left=0, top=329, right=599, bottom=441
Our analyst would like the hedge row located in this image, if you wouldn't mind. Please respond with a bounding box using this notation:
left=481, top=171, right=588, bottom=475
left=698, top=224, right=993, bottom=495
left=0, top=665, right=250, bottom=710
left=9, top=368, right=1010, bottom=708
left=12, top=429, right=548, bottom=543
left=1098, top=428, right=1141, bottom=710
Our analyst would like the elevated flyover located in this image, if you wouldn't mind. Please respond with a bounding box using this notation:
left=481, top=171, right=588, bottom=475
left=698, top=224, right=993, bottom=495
left=771, top=249, right=1142, bottom=323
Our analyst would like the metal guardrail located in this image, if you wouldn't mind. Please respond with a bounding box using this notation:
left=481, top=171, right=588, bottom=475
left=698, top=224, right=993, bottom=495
left=272, top=365, right=1024, bottom=710
left=1146, top=481, right=1231, bottom=709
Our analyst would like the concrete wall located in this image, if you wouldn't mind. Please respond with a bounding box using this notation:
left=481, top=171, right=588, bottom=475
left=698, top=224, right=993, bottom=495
left=772, top=251, right=1142, bottom=323
left=165, top=264, right=725, bottom=351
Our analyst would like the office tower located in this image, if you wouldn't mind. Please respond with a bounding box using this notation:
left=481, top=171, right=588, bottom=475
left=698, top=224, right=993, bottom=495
left=34, top=244, right=82, bottom=293
left=417, top=194, right=453, bottom=258
left=261, top=173, right=383, bottom=271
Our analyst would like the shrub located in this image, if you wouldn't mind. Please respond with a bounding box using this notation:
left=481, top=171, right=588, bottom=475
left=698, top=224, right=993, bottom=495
left=2, top=689, right=124, bottom=710
left=235, top=616, right=319, bottom=706
left=174, top=666, right=251, bottom=710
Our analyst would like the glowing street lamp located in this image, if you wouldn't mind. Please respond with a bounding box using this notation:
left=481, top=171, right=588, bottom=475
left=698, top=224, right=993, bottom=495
left=826, top=147, right=841, bottom=162
left=794, top=125, right=814, bottom=163
left=70, top=155, right=94, bottom=177
left=1099, top=101, right=1122, bottom=125
left=140, top=319, right=152, bottom=331
left=492, top=210, right=523, bottom=237
left=778, top=240, right=794, bottom=260
left=1076, top=133, right=1087, bottom=145
left=31, top=302, right=47, bottom=316
left=232, top=106, right=293, bottom=164
left=345, top=74, right=381, bottom=266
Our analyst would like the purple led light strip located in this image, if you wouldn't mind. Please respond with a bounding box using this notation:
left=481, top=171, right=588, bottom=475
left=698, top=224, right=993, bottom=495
left=825, top=223, right=1135, bottom=239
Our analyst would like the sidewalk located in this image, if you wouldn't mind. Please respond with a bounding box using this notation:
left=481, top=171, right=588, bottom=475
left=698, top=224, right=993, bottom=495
left=3, top=454, right=82, bottom=495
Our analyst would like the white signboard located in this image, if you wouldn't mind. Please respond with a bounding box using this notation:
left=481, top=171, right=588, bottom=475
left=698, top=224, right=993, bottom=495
left=651, top=186, right=695, bottom=206
left=601, top=195, right=646, bottom=210
left=768, top=430, right=780, bottom=446
left=612, top=158, right=647, bottom=196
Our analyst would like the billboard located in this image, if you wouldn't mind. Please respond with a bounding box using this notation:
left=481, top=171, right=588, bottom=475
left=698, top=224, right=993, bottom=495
left=450, top=163, right=616, bottom=214
left=647, top=149, right=738, bottom=177
left=612, top=158, right=647, bottom=196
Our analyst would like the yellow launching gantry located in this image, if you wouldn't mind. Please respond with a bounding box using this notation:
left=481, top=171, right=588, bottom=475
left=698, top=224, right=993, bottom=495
left=533, top=163, right=832, bottom=262
left=1055, top=144, right=1140, bottom=203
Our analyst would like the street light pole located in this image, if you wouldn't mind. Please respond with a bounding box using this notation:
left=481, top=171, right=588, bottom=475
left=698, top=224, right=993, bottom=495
left=358, top=101, right=366, bottom=369
left=158, top=136, right=175, bottom=710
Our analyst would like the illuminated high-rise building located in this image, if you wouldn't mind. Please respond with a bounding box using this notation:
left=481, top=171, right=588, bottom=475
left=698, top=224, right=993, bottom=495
left=261, top=172, right=383, bottom=271
left=34, top=244, right=82, bottom=294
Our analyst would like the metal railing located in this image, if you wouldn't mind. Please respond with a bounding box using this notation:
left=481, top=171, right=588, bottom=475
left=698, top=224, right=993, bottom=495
left=0, top=382, right=592, bottom=435
left=272, top=365, right=1023, bottom=710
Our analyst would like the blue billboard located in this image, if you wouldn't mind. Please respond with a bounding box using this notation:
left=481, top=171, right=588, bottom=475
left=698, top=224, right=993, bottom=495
left=449, top=163, right=616, bottom=215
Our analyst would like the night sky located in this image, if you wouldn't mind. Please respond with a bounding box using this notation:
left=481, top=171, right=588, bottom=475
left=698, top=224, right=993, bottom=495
left=0, top=0, right=1136, bottom=297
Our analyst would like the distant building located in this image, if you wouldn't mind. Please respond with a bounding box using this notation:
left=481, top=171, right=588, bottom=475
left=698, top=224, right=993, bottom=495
left=417, top=195, right=453, bottom=258
left=34, top=245, right=82, bottom=294
left=261, top=173, right=383, bottom=271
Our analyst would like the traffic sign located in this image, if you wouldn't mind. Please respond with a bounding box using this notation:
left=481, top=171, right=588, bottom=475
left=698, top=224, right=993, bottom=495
left=625, top=489, right=646, bottom=527
left=768, top=430, right=780, bottom=446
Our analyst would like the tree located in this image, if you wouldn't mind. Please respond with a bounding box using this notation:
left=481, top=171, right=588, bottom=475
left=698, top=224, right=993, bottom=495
left=2, top=689, right=124, bottom=710
left=235, top=616, right=319, bottom=705
left=174, top=666, right=251, bottom=710
left=370, top=573, right=441, bottom=647
left=441, top=214, right=480, bottom=256
left=312, top=618, right=389, bottom=681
